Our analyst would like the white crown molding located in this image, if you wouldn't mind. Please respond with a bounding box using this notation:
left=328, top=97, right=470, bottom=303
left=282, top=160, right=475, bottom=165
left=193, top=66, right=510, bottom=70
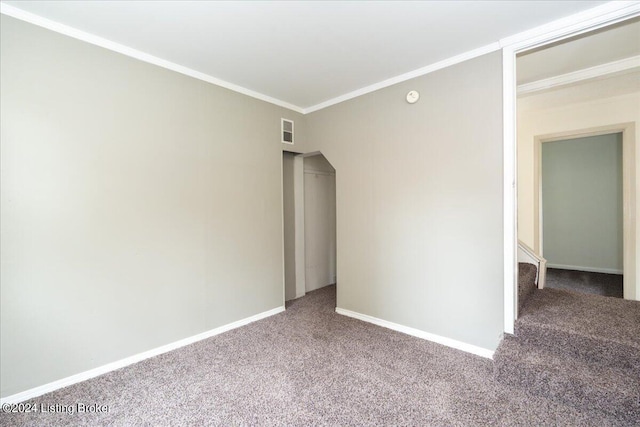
left=518, top=55, right=640, bottom=95
left=2, top=0, right=500, bottom=114
left=3, top=1, right=639, bottom=115
left=335, top=307, right=495, bottom=359
left=302, top=42, right=501, bottom=114
left=499, top=1, right=640, bottom=51
left=0, top=3, right=305, bottom=114
left=305, top=2, right=640, bottom=113
left=0, top=306, right=285, bottom=404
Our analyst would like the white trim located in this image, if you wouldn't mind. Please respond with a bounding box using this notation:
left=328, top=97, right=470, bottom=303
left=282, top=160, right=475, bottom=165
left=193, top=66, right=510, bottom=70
left=0, top=3, right=304, bottom=114
left=305, top=2, right=640, bottom=113
left=0, top=306, right=285, bottom=404
left=303, top=43, right=501, bottom=114
left=280, top=152, right=287, bottom=304
left=547, top=264, right=623, bottom=275
left=518, top=240, right=547, bottom=289
left=293, top=155, right=306, bottom=299
left=4, top=2, right=639, bottom=116
left=499, top=2, right=640, bottom=51
left=503, top=47, right=517, bottom=331
left=335, top=308, right=494, bottom=359
left=0, top=2, right=499, bottom=114
left=500, top=0, right=640, bottom=334
left=518, top=55, right=640, bottom=95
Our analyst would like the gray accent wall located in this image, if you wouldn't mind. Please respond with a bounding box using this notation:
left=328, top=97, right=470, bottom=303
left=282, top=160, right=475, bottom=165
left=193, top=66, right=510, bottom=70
left=0, top=16, right=301, bottom=397
left=296, top=52, right=505, bottom=350
left=542, top=133, right=623, bottom=272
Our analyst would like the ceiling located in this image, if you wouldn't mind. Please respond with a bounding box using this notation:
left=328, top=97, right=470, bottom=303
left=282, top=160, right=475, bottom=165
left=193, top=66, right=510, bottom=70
left=1, top=1, right=613, bottom=111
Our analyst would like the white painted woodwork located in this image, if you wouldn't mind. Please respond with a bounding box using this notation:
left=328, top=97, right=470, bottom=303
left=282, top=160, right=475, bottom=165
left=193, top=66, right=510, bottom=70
left=518, top=240, right=547, bottom=289
left=1, top=1, right=615, bottom=111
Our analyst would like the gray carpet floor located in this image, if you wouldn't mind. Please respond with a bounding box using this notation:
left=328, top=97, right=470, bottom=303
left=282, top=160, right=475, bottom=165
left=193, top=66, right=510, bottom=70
left=517, top=263, right=537, bottom=312
left=498, top=287, right=640, bottom=421
left=545, top=268, right=623, bottom=298
left=518, top=288, right=639, bottom=351
left=0, top=285, right=634, bottom=426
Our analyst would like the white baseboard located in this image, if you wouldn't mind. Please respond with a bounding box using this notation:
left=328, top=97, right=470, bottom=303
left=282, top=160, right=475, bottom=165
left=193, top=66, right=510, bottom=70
left=0, top=306, right=285, bottom=404
left=335, top=308, right=494, bottom=359
left=547, top=263, right=623, bottom=275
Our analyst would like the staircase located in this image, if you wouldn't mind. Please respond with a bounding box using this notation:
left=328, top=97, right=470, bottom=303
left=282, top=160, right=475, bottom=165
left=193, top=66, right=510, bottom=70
left=494, top=264, right=640, bottom=421
left=517, top=263, right=537, bottom=312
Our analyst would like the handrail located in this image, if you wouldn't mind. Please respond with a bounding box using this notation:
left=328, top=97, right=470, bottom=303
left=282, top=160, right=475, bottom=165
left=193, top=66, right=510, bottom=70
left=518, top=240, right=547, bottom=289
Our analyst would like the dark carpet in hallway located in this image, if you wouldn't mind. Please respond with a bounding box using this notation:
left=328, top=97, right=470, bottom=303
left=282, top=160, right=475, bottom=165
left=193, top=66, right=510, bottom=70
left=0, top=285, right=633, bottom=426
left=545, top=268, right=623, bottom=298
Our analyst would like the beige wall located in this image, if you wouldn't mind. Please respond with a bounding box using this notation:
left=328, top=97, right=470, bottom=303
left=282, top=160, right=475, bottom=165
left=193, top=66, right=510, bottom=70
left=288, top=52, right=505, bottom=351
left=0, top=16, right=303, bottom=397
left=517, top=91, right=640, bottom=299
left=304, top=154, right=336, bottom=173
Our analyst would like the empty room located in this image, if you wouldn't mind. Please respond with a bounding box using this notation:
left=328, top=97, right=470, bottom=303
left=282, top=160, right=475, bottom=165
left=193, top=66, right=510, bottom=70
left=1, top=1, right=639, bottom=425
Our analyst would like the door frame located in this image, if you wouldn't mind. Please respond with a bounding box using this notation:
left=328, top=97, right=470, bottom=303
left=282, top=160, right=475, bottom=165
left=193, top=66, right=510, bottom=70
left=534, top=124, right=635, bottom=299
left=501, top=3, right=640, bottom=333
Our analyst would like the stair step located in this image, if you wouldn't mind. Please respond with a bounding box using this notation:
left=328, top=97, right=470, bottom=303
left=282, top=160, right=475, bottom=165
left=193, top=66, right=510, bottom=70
left=517, top=288, right=640, bottom=373
left=494, top=335, right=640, bottom=419
left=518, top=263, right=537, bottom=312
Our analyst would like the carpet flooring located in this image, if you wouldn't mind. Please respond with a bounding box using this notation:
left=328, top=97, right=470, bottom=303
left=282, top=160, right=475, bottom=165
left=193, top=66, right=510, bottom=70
left=517, top=263, right=537, bottom=312
left=517, top=288, right=640, bottom=358
left=496, top=287, right=640, bottom=420
left=1, top=286, right=635, bottom=426
left=545, top=268, right=623, bottom=298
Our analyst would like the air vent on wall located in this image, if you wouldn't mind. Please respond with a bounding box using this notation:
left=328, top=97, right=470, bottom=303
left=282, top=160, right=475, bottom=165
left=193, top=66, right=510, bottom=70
left=281, top=118, right=294, bottom=144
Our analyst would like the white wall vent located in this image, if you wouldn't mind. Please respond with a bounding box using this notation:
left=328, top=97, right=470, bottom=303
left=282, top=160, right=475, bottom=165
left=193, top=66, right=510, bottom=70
left=281, top=118, right=294, bottom=144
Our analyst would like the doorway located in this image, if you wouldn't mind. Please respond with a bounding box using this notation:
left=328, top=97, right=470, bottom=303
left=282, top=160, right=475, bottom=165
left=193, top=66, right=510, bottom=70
left=282, top=151, right=337, bottom=304
left=303, top=154, right=337, bottom=293
left=539, top=132, right=623, bottom=298
left=504, top=10, right=640, bottom=330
